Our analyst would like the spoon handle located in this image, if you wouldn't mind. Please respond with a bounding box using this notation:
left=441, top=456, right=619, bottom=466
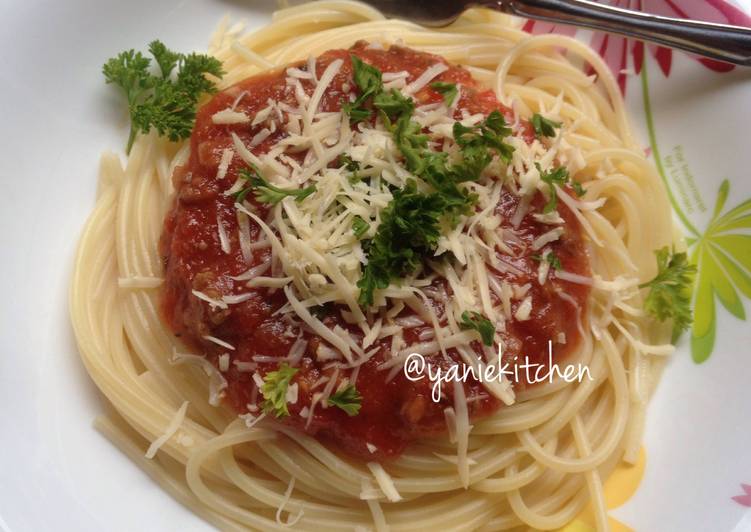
left=497, top=0, right=751, bottom=66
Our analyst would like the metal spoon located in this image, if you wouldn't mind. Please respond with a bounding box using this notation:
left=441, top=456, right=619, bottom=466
left=361, top=0, right=751, bottom=66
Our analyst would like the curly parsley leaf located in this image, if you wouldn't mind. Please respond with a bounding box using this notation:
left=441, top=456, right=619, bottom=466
left=374, top=89, right=415, bottom=119
left=533, top=251, right=562, bottom=270
left=391, top=114, right=430, bottom=174
left=343, top=54, right=383, bottom=123
left=460, top=311, right=495, bottom=346
left=339, top=153, right=362, bottom=183
left=389, top=111, right=511, bottom=228
left=418, top=152, right=478, bottom=224
left=453, top=110, right=514, bottom=163
left=326, top=384, right=362, bottom=416
left=351, top=55, right=382, bottom=95
left=431, top=81, right=458, bottom=106
left=548, top=253, right=562, bottom=270
left=148, top=40, right=180, bottom=78
left=339, top=153, right=364, bottom=184
left=103, top=40, right=223, bottom=153
left=531, top=113, right=562, bottom=138
left=348, top=64, right=514, bottom=307
left=352, top=216, right=370, bottom=239
left=339, top=153, right=360, bottom=172
left=235, top=166, right=316, bottom=205
left=357, top=180, right=445, bottom=306
left=639, top=247, right=696, bottom=337
left=536, top=163, right=570, bottom=213
left=260, top=363, right=299, bottom=418
left=342, top=104, right=372, bottom=123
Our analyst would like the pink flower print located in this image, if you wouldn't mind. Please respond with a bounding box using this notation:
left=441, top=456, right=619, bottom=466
left=732, top=483, right=751, bottom=507
left=521, top=18, right=577, bottom=38
left=522, top=0, right=751, bottom=93
left=641, top=0, right=751, bottom=74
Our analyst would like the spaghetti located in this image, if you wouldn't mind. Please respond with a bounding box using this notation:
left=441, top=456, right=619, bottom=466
left=71, top=2, right=678, bottom=530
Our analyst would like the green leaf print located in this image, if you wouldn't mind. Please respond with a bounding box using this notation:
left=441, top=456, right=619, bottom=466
left=689, top=180, right=751, bottom=363
left=641, top=60, right=751, bottom=363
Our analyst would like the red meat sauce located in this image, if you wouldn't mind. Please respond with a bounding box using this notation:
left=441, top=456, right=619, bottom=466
left=160, top=42, right=590, bottom=460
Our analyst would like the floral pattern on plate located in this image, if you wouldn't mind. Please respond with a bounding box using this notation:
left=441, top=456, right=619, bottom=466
left=526, top=0, right=751, bottom=363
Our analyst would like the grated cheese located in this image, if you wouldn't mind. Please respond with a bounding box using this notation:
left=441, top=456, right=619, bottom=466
left=144, top=401, right=189, bottom=459
left=216, top=148, right=234, bottom=181
left=203, top=335, right=236, bottom=351
left=403, top=63, right=448, bottom=95
left=171, top=350, right=227, bottom=406
left=191, top=290, right=228, bottom=310
left=514, top=296, right=533, bottom=321
left=216, top=212, right=231, bottom=254
left=118, top=276, right=163, bottom=289
left=212, top=109, right=251, bottom=124
left=186, top=56, right=606, bottom=421
left=367, top=462, right=402, bottom=502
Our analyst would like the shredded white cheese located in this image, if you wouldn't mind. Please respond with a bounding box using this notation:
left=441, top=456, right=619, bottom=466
left=144, top=401, right=189, bottom=459
left=367, top=462, right=402, bottom=502
left=212, top=109, right=251, bottom=124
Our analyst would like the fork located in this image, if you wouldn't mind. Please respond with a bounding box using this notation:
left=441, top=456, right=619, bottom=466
left=360, top=0, right=751, bottom=66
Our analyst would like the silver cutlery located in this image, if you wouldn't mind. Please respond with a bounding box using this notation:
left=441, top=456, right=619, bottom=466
left=361, top=0, right=751, bottom=66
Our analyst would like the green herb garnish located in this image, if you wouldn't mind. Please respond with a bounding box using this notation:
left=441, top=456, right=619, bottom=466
left=390, top=113, right=429, bottom=174
left=343, top=54, right=383, bottom=123
left=533, top=251, right=562, bottom=270
left=352, top=216, right=370, bottom=239
left=459, top=311, right=495, bottom=346
left=571, top=180, right=585, bottom=197
left=357, top=180, right=446, bottom=306
left=374, top=89, right=415, bottom=119
left=339, top=153, right=362, bottom=182
left=103, top=40, right=223, bottom=153
left=431, top=81, right=458, bottom=106
left=639, top=247, right=696, bottom=337
left=537, top=164, right=570, bottom=213
left=326, top=384, right=362, bottom=416
left=339, top=153, right=360, bottom=172
left=260, top=363, right=299, bottom=418
left=235, top=166, right=316, bottom=205
left=348, top=64, right=514, bottom=306
left=531, top=113, right=562, bottom=138
left=453, top=110, right=514, bottom=163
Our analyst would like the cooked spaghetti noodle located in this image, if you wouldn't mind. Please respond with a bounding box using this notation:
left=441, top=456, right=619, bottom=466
left=71, top=2, right=678, bottom=530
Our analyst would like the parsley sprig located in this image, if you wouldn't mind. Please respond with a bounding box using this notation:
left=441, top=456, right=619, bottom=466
left=374, top=89, right=415, bottom=118
left=352, top=216, right=370, bottom=239
left=357, top=180, right=446, bottom=305
left=260, top=363, right=299, bottom=418
left=345, top=57, right=515, bottom=306
left=531, top=113, right=562, bottom=138
left=326, top=384, right=362, bottom=416
left=639, top=247, right=696, bottom=337
left=339, top=153, right=362, bottom=182
left=533, top=251, right=562, bottom=271
left=431, top=81, right=458, bottom=106
left=343, top=55, right=383, bottom=122
left=235, top=166, right=316, bottom=205
left=537, top=164, right=569, bottom=213
left=459, top=311, right=495, bottom=346
left=536, top=164, right=584, bottom=213
left=103, top=40, right=223, bottom=153
left=453, top=110, right=514, bottom=172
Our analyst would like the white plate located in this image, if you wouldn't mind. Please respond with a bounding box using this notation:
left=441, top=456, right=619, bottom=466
left=1, top=1, right=750, bottom=530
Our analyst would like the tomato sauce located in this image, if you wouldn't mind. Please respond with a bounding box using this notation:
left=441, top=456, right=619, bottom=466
left=160, top=43, right=590, bottom=460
